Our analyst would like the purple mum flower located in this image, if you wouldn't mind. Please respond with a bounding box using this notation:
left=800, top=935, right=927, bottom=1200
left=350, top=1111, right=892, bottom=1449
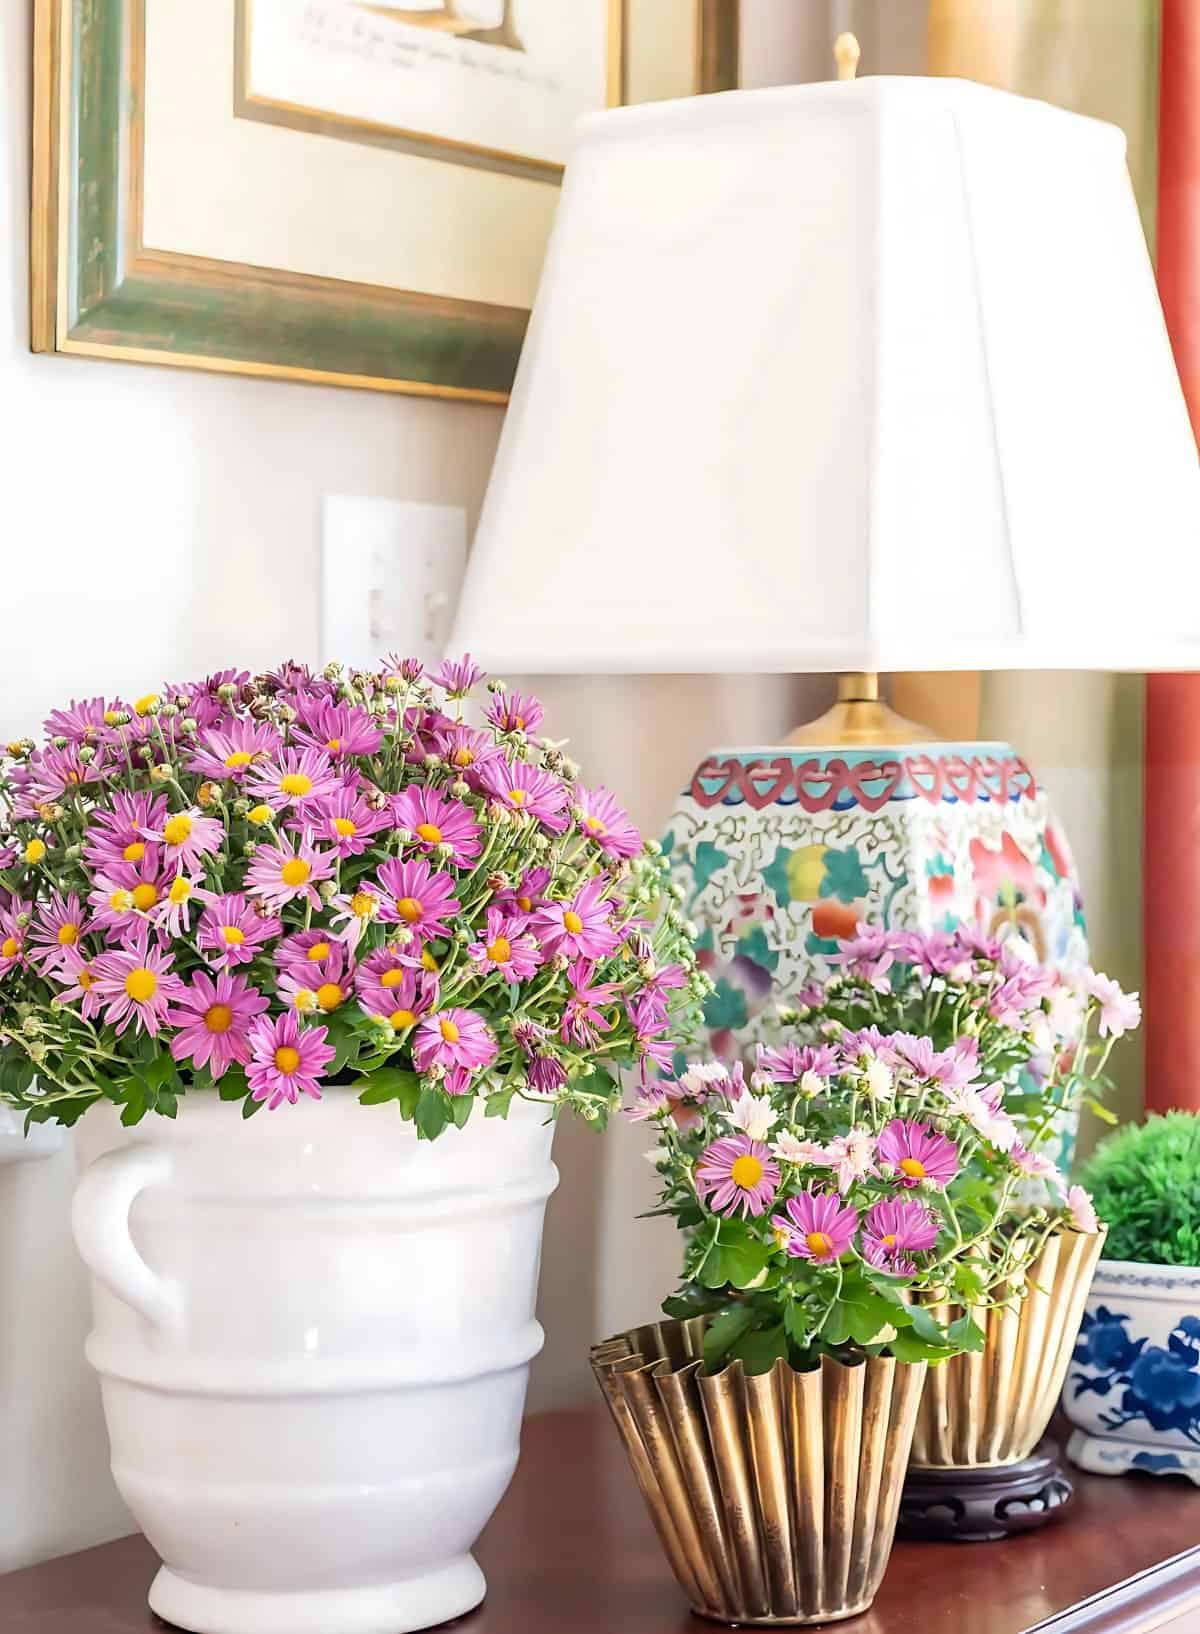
left=878, top=1119, right=960, bottom=1189
left=533, top=877, right=619, bottom=961
left=477, top=759, right=570, bottom=832
left=168, top=969, right=270, bottom=1079
left=412, top=1007, right=498, bottom=1074
left=376, top=857, right=461, bottom=941
left=772, top=1189, right=859, bottom=1263
left=696, top=1135, right=780, bottom=1218
left=91, top=929, right=185, bottom=1037
left=574, top=785, right=642, bottom=859
left=246, top=1011, right=336, bottom=1110
left=862, top=1197, right=940, bottom=1275
left=391, top=786, right=482, bottom=867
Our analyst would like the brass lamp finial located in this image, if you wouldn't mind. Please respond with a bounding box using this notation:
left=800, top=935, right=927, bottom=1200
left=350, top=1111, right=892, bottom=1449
left=834, top=31, right=861, bottom=81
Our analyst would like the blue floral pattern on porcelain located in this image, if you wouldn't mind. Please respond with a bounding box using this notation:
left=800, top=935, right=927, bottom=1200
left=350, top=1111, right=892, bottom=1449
left=1064, top=1262, right=1200, bottom=1484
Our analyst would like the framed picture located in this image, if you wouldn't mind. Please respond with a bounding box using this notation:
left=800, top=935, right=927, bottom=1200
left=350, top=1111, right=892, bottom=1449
left=31, top=0, right=739, bottom=402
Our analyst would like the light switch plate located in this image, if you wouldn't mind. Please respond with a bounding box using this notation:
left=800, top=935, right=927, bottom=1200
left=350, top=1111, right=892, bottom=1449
left=321, top=496, right=467, bottom=670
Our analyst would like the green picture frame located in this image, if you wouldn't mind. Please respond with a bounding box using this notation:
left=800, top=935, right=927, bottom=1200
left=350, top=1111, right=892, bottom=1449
left=31, top=0, right=739, bottom=401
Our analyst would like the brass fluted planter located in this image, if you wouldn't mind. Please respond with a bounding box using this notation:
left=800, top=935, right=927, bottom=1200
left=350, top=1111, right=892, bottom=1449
left=591, top=1318, right=926, bottom=1626
left=910, top=1227, right=1106, bottom=1468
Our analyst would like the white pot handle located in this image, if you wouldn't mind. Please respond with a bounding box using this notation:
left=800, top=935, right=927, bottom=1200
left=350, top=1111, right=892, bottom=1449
left=72, top=1145, right=180, bottom=1334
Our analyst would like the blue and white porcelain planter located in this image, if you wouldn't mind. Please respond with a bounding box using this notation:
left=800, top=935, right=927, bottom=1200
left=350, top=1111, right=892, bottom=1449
left=1063, top=1260, right=1200, bottom=1484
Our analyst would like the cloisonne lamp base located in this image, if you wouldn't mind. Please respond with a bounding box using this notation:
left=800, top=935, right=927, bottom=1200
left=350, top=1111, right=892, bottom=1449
left=661, top=675, right=1089, bottom=1083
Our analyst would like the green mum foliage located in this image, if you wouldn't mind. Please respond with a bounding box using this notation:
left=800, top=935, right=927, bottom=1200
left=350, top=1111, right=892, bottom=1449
left=1079, top=1112, right=1200, bottom=1267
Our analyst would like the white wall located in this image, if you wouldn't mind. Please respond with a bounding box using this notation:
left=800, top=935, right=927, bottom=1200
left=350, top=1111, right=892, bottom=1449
left=0, top=0, right=504, bottom=1569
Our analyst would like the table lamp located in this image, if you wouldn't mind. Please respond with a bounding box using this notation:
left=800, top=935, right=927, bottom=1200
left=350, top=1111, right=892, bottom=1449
left=450, top=51, right=1200, bottom=1074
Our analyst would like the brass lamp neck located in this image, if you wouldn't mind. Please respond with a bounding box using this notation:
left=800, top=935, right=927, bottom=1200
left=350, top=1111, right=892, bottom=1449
left=785, top=671, right=939, bottom=748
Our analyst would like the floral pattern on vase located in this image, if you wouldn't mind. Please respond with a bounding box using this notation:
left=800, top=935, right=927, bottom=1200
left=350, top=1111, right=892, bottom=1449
left=1064, top=1262, right=1200, bottom=1484
left=663, top=743, right=1089, bottom=1067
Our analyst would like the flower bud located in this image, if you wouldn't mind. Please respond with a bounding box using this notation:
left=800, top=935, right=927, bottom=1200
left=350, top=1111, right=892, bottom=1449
left=77, top=744, right=96, bottom=764
left=51, top=735, right=69, bottom=750
left=243, top=841, right=257, bottom=857
left=217, top=684, right=239, bottom=702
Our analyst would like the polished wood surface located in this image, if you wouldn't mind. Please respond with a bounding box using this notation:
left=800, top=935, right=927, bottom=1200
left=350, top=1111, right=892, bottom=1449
left=2, top=1408, right=1198, bottom=1632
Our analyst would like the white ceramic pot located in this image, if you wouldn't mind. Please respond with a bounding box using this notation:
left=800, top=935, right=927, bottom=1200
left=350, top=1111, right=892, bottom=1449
left=71, top=1090, right=559, bottom=1634
left=1062, top=1258, right=1200, bottom=1485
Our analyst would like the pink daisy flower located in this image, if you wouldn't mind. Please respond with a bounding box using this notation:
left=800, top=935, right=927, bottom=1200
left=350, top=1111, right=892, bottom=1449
left=197, top=893, right=281, bottom=968
left=275, top=929, right=346, bottom=981
left=83, top=790, right=169, bottom=871
left=153, top=872, right=204, bottom=939
left=376, top=857, right=461, bottom=941
left=575, top=786, right=642, bottom=859
left=243, top=831, right=335, bottom=912
left=302, top=784, right=390, bottom=858
left=327, top=884, right=385, bottom=945
left=140, top=806, right=224, bottom=870
left=412, top=1007, right=498, bottom=1074
left=1086, top=971, right=1142, bottom=1039
left=468, top=907, right=542, bottom=982
left=528, top=1055, right=568, bottom=1096
left=862, top=1197, right=940, bottom=1275
left=51, top=945, right=104, bottom=1019
left=188, top=719, right=283, bottom=782
left=696, top=1135, right=780, bottom=1218
left=477, top=759, right=569, bottom=832
left=485, top=690, right=544, bottom=736
left=809, top=1129, right=879, bottom=1195
left=560, top=958, right=620, bottom=1047
left=756, top=1041, right=842, bottom=1082
left=43, top=696, right=108, bottom=744
left=91, top=930, right=185, bottom=1037
left=27, top=891, right=88, bottom=971
left=1067, top=1183, right=1100, bottom=1233
left=391, top=786, right=482, bottom=867
left=492, top=866, right=551, bottom=917
left=433, top=725, right=504, bottom=782
left=277, top=939, right=355, bottom=1016
left=533, top=877, right=619, bottom=961
left=0, top=902, right=29, bottom=977
left=26, top=744, right=107, bottom=804
left=246, top=1011, right=336, bottom=1110
left=772, top=1189, right=859, bottom=1263
left=245, top=747, right=340, bottom=814
left=878, top=1119, right=960, bottom=1189
left=168, top=969, right=270, bottom=1080
left=87, top=854, right=167, bottom=936
left=292, top=698, right=383, bottom=760
left=1011, top=1142, right=1061, bottom=1183
left=431, top=654, right=484, bottom=697
left=358, top=961, right=439, bottom=1033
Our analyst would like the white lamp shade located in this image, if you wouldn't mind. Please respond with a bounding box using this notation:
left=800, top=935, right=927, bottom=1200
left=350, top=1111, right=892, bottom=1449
left=451, top=78, right=1200, bottom=673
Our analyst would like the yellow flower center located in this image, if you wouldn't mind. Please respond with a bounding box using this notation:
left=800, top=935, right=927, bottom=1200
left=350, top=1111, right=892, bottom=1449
left=247, top=804, right=272, bottom=825
left=517, top=895, right=533, bottom=913
left=381, top=968, right=406, bottom=989
left=123, top=841, right=146, bottom=862
left=205, top=1003, right=234, bottom=1034
left=274, top=1045, right=301, bottom=1075
left=325, top=738, right=341, bottom=752
left=514, top=716, right=526, bottom=730
left=163, top=815, right=193, bottom=846
left=292, top=989, right=317, bottom=1013
left=351, top=891, right=376, bottom=918
left=439, top=1017, right=461, bottom=1044
left=415, top=822, right=443, bottom=844
left=124, top=967, right=158, bottom=1003
left=729, top=1154, right=764, bottom=1189
left=280, top=858, right=311, bottom=887
left=316, top=982, right=343, bottom=1012
left=806, top=1231, right=834, bottom=1257
left=1, top=936, right=19, bottom=958
left=220, top=924, right=246, bottom=945
left=103, top=710, right=122, bottom=726
left=307, top=941, right=331, bottom=961
left=487, top=936, right=512, bottom=964
left=280, top=773, right=313, bottom=798
left=78, top=968, right=95, bottom=990
left=168, top=878, right=192, bottom=905
left=333, top=817, right=357, bottom=837
left=881, top=1234, right=898, bottom=1248
left=109, top=889, right=133, bottom=913
left=224, top=751, right=253, bottom=770
left=584, top=816, right=608, bottom=836
left=132, top=883, right=159, bottom=911
left=57, top=923, right=79, bottom=946
left=24, top=839, right=46, bottom=864
left=452, top=748, right=474, bottom=767
left=421, top=950, right=438, bottom=973
left=563, top=911, right=584, bottom=935
left=397, top=896, right=423, bottom=923
left=508, top=788, right=527, bottom=806
left=134, top=694, right=159, bottom=717
left=389, top=1008, right=417, bottom=1030
left=899, top=1157, right=927, bottom=1180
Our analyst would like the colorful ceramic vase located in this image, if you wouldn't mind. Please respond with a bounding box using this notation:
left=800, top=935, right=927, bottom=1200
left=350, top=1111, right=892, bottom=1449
left=663, top=740, right=1088, bottom=1059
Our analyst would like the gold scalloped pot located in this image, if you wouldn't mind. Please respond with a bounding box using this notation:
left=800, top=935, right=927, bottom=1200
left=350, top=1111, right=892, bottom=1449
left=909, top=1228, right=1106, bottom=1469
left=592, top=1318, right=926, bottom=1627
